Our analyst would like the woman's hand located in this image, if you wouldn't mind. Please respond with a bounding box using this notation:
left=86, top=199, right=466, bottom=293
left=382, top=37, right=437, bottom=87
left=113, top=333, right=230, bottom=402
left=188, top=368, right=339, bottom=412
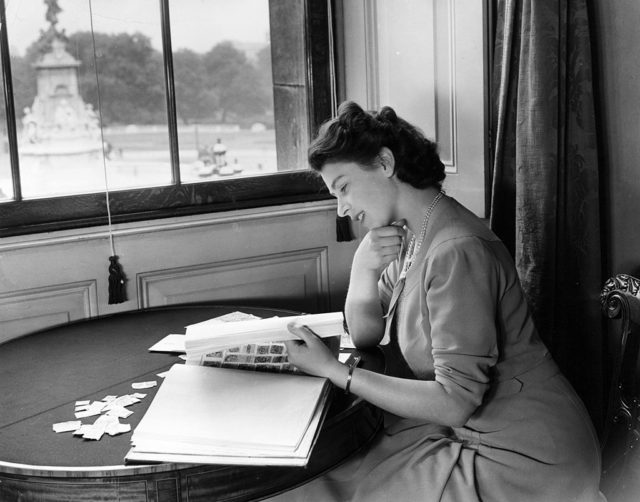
left=353, top=220, right=406, bottom=272
left=284, top=322, right=345, bottom=382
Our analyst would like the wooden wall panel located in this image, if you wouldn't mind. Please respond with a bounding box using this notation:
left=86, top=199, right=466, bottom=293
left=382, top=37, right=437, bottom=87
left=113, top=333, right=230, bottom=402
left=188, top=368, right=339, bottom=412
left=0, top=203, right=357, bottom=342
left=138, top=248, right=329, bottom=313
left=0, top=281, right=97, bottom=343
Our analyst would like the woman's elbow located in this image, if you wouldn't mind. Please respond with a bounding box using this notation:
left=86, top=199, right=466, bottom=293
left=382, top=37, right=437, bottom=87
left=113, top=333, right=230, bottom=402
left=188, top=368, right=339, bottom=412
left=446, top=405, right=475, bottom=428
left=349, top=325, right=385, bottom=349
left=440, top=392, right=477, bottom=427
left=352, top=335, right=382, bottom=349
left=412, top=400, right=473, bottom=427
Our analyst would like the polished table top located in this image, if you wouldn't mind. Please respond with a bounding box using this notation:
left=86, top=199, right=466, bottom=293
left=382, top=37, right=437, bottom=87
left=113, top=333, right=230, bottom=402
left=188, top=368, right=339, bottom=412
left=0, top=304, right=383, bottom=501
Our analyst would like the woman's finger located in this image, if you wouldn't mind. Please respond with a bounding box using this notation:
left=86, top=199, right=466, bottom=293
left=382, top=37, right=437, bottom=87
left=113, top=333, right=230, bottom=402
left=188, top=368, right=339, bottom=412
left=283, top=339, right=299, bottom=353
left=371, top=225, right=406, bottom=239
left=287, top=321, right=318, bottom=343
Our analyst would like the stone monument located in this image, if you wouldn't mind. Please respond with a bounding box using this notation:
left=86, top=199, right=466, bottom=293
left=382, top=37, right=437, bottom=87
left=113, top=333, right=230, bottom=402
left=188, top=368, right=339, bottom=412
left=20, top=1, right=102, bottom=159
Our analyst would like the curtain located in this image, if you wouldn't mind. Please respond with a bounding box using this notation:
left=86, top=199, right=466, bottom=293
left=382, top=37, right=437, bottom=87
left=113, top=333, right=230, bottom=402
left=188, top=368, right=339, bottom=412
left=490, top=0, right=605, bottom=433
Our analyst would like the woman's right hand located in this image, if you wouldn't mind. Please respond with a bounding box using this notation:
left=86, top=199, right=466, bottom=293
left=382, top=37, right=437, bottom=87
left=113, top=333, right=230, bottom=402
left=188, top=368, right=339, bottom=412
left=353, top=220, right=406, bottom=272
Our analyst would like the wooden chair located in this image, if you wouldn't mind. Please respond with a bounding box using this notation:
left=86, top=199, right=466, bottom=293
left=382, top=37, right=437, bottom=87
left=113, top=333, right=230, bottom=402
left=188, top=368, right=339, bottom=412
left=599, top=274, right=640, bottom=502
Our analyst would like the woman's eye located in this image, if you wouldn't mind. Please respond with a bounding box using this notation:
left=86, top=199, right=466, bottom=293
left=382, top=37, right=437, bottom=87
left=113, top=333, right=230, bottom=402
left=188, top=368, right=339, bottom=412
left=339, top=184, right=348, bottom=194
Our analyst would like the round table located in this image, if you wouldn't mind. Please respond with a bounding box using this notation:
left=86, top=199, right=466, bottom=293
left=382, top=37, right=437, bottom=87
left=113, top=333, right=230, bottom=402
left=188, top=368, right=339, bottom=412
left=0, top=305, right=383, bottom=501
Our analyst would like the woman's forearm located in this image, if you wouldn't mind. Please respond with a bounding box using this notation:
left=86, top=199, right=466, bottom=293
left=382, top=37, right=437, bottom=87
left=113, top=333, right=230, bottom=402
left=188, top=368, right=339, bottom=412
left=328, top=363, right=475, bottom=427
left=344, top=267, right=385, bottom=348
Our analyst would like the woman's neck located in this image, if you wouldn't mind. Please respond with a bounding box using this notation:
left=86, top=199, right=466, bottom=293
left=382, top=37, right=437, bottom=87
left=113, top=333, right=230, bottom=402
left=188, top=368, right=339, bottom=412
left=399, top=186, right=443, bottom=237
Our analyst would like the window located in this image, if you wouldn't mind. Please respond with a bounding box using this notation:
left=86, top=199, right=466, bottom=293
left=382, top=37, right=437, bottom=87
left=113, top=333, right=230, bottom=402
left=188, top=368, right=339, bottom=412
left=0, top=0, right=333, bottom=236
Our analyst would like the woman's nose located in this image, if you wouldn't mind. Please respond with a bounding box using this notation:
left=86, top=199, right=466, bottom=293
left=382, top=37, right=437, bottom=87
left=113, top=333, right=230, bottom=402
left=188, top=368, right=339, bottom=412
left=337, top=198, right=350, bottom=218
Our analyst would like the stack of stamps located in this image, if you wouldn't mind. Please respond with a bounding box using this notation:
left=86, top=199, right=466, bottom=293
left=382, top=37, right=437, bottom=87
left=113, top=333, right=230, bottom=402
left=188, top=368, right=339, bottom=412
left=199, top=341, right=298, bottom=373
left=183, top=310, right=343, bottom=371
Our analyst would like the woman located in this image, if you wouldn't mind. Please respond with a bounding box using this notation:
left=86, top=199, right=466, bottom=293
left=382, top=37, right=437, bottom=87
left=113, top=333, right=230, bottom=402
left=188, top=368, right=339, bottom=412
left=277, top=101, right=601, bottom=501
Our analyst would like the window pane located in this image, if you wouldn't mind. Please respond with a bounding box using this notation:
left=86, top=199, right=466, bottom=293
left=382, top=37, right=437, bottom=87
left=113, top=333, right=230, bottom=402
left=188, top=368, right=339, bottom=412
left=170, top=0, right=278, bottom=182
left=0, top=0, right=332, bottom=237
left=6, top=0, right=170, bottom=199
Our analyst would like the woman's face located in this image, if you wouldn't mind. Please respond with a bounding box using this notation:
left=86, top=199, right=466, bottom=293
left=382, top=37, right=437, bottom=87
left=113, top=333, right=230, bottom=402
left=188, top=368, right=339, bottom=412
left=320, top=159, right=397, bottom=230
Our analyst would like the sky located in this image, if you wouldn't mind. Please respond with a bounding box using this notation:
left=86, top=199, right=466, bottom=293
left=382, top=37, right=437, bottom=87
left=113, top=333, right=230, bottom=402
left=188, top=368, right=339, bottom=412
left=4, top=0, right=271, bottom=56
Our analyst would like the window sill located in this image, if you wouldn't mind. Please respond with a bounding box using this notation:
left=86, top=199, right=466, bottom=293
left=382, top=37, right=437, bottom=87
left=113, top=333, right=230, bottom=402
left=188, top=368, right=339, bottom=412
left=0, top=198, right=338, bottom=251
left=0, top=171, right=330, bottom=238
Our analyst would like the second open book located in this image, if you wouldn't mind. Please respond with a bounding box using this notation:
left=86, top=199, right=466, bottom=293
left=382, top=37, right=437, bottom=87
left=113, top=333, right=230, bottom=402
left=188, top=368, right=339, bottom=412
left=183, top=311, right=344, bottom=370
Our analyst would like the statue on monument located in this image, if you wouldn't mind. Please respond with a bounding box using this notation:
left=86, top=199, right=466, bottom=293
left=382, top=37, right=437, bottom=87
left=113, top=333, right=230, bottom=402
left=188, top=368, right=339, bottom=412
left=44, top=0, right=61, bottom=26
left=20, top=0, right=103, bottom=157
left=36, top=0, right=67, bottom=55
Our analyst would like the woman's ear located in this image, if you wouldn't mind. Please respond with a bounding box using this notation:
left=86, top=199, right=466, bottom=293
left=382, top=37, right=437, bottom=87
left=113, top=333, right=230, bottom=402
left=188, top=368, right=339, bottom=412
left=378, top=147, right=395, bottom=177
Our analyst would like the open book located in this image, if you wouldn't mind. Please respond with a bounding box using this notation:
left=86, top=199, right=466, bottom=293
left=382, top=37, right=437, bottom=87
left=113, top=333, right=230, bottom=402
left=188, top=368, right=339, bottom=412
left=184, top=311, right=344, bottom=371
left=125, top=363, right=331, bottom=466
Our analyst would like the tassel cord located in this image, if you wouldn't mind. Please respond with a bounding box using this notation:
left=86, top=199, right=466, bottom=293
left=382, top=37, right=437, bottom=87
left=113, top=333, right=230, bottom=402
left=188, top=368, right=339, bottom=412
left=89, top=0, right=127, bottom=303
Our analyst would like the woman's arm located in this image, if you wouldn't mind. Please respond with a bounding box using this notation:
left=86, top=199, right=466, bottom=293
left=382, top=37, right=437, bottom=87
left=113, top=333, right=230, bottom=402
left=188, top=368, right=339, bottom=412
left=345, top=223, right=405, bottom=348
left=285, top=324, right=476, bottom=427
left=287, top=236, right=500, bottom=428
left=338, top=366, right=475, bottom=427
left=344, top=265, right=385, bottom=348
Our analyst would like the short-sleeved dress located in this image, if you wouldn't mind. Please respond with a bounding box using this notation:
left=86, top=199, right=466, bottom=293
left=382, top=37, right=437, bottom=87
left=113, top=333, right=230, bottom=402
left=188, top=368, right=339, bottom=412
left=268, top=195, right=602, bottom=502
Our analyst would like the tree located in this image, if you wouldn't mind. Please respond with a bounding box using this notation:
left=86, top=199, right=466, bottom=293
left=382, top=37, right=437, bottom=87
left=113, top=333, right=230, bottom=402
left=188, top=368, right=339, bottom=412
left=173, top=49, right=218, bottom=124
left=66, top=31, right=166, bottom=125
left=8, top=56, right=38, bottom=122
left=254, top=44, right=275, bottom=125
left=255, top=45, right=273, bottom=92
left=220, top=64, right=269, bottom=122
left=4, top=30, right=274, bottom=129
left=202, top=42, right=270, bottom=123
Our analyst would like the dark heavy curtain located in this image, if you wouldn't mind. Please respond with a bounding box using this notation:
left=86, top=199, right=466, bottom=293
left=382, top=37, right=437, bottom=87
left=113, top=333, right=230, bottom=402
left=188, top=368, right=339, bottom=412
left=490, top=0, right=604, bottom=432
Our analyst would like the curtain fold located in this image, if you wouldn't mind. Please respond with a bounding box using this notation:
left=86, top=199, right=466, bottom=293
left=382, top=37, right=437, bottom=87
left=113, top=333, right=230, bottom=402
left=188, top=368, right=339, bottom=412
left=490, top=0, right=604, bottom=433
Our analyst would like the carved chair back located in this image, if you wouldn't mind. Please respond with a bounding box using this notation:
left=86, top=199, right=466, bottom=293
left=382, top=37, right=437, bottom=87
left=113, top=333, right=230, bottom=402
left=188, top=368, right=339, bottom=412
left=599, top=274, right=640, bottom=501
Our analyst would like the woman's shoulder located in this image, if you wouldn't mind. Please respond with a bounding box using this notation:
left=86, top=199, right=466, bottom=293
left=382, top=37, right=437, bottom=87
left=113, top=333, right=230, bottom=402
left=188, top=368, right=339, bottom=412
left=422, top=199, right=517, bottom=278
left=426, top=233, right=501, bottom=277
left=429, top=197, right=501, bottom=252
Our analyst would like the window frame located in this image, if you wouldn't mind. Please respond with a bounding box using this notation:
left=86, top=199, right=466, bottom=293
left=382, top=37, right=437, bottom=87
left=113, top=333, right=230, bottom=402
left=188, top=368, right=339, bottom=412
left=0, top=0, right=334, bottom=237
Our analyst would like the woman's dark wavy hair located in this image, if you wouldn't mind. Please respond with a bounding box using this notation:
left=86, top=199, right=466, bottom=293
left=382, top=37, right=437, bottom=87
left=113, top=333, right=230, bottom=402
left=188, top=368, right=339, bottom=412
left=308, top=101, right=445, bottom=189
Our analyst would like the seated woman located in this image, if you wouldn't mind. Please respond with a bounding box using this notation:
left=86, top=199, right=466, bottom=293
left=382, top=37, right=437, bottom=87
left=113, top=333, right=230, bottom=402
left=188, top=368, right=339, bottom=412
left=274, top=101, right=602, bottom=501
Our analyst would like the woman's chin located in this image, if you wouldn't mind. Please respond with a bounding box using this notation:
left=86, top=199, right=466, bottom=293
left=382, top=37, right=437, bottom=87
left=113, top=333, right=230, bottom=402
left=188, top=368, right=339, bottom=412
left=362, top=219, right=383, bottom=230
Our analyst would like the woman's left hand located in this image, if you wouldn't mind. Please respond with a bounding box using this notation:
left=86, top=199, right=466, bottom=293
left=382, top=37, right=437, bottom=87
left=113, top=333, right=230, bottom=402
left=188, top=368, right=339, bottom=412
left=284, top=322, right=343, bottom=379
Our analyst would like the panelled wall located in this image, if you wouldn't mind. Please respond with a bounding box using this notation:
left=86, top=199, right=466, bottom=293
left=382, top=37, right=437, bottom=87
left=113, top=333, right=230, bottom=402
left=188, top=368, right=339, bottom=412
left=0, top=202, right=358, bottom=343
left=0, top=1, right=487, bottom=342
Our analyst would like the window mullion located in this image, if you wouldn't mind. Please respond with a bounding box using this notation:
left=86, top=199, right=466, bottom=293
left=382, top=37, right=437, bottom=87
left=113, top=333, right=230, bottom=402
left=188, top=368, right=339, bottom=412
left=0, top=0, right=22, bottom=201
left=305, top=0, right=334, bottom=135
left=159, top=0, right=181, bottom=185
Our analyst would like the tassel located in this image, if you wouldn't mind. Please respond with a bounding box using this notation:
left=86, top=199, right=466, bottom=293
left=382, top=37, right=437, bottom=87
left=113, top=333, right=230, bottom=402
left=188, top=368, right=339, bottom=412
left=108, top=255, right=127, bottom=304
left=336, top=215, right=354, bottom=242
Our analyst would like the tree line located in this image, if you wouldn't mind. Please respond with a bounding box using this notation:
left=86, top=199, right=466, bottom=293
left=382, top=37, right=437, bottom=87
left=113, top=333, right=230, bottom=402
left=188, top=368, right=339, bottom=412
left=7, top=31, right=274, bottom=128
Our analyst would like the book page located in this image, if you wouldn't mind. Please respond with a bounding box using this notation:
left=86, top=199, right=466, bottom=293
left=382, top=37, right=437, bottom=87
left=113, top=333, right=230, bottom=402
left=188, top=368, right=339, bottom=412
left=132, top=364, right=329, bottom=451
left=185, top=312, right=344, bottom=356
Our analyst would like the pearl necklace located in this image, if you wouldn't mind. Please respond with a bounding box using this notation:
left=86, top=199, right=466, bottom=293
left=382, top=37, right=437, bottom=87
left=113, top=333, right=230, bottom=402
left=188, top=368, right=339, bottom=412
left=400, top=190, right=445, bottom=278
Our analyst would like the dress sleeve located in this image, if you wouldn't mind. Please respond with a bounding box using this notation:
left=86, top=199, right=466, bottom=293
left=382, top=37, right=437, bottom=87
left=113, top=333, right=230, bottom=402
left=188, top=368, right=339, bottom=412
left=425, top=236, right=500, bottom=409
